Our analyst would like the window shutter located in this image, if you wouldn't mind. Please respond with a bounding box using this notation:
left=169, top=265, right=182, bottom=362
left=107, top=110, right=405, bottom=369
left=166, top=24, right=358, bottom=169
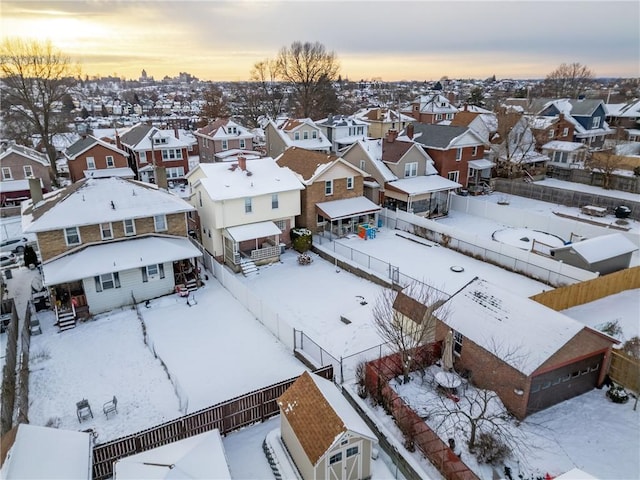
left=159, top=263, right=165, bottom=279
left=94, top=276, right=102, bottom=292
left=114, top=272, right=121, bottom=288
left=142, top=267, right=148, bottom=283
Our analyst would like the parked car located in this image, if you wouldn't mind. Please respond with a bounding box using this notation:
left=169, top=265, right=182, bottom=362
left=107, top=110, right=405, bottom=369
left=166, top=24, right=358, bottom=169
left=0, top=237, right=29, bottom=254
left=1, top=253, right=17, bottom=267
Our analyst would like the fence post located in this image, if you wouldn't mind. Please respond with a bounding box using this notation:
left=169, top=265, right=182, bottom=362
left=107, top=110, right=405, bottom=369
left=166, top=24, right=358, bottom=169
left=340, top=357, right=344, bottom=384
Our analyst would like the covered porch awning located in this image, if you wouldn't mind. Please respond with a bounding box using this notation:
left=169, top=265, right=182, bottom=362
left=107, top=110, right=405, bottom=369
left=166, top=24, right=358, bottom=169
left=386, top=175, right=462, bottom=199
left=225, top=221, right=282, bottom=242
left=316, top=196, right=381, bottom=222
left=468, top=159, right=495, bottom=170
left=42, top=236, right=202, bottom=285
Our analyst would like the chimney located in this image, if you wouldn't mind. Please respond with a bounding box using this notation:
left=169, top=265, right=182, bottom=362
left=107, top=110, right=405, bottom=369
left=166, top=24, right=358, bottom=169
left=406, top=124, right=414, bottom=140
left=238, top=155, right=247, bottom=171
left=155, top=166, right=168, bottom=190
left=115, top=131, right=122, bottom=150
left=386, top=129, right=398, bottom=143
left=174, top=127, right=179, bottom=139
left=29, top=177, right=43, bottom=205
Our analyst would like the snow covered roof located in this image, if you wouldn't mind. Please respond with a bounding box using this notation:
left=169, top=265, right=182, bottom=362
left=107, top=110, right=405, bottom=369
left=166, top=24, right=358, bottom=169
left=0, top=424, right=92, bottom=479
left=436, top=277, right=587, bottom=375
left=0, top=144, right=50, bottom=166
left=552, top=234, right=638, bottom=264
left=191, top=157, right=304, bottom=201
left=214, top=149, right=262, bottom=162
left=468, top=159, right=495, bottom=169
left=0, top=178, right=43, bottom=193
left=411, top=123, right=487, bottom=149
left=83, top=167, right=135, bottom=179
left=270, top=118, right=333, bottom=151
left=316, top=196, right=381, bottom=221
left=277, top=371, right=376, bottom=466
left=22, top=177, right=194, bottom=233
left=542, top=141, right=587, bottom=152
left=113, top=429, right=231, bottom=479
left=225, top=221, right=281, bottom=243
left=386, top=175, right=461, bottom=195
left=42, top=236, right=202, bottom=285
left=65, top=135, right=129, bottom=160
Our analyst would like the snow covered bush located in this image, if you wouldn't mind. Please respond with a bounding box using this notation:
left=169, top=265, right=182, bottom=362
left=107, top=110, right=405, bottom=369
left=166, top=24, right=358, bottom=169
left=607, top=385, right=629, bottom=404
left=471, top=431, right=511, bottom=464
left=290, top=228, right=312, bottom=253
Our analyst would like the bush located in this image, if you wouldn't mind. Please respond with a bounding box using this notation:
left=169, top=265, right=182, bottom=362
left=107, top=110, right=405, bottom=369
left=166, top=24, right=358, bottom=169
left=290, top=228, right=312, bottom=253
left=600, top=320, right=623, bottom=338
left=607, top=385, right=629, bottom=404
left=472, top=432, right=511, bottom=465
left=23, top=244, right=38, bottom=267
left=355, top=362, right=368, bottom=399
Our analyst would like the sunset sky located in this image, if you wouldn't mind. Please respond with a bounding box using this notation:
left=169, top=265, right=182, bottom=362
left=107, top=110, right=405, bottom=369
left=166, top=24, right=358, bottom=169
left=2, top=0, right=639, bottom=82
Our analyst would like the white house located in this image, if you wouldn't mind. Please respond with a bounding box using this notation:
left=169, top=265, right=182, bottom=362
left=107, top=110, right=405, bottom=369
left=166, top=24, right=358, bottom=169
left=186, top=156, right=304, bottom=273
left=315, top=114, right=370, bottom=153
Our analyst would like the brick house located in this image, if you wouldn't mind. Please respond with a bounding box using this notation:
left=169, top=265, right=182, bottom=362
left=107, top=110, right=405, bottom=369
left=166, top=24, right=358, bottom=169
left=406, top=123, right=488, bottom=190
left=21, top=176, right=201, bottom=325
left=402, top=93, right=459, bottom=124
left=0, top=145, right=51, bottom=206
left=117, top=124, right=191, bottom=184
left=264, top=118, right=332, bottom=159
left=275, top=147, right=379, bottom=238
left=277, top=371, right=377, bottom=480
left=434, top=277, right=617, bottom=419
left=64, top=135, right=132, bottom=183
left=194, top=118, right=258, bottom=163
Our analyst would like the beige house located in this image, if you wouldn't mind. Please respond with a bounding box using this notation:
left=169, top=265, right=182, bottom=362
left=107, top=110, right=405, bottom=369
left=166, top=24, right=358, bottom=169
left=265, top=118, right=332, bottom=159
left=278, top=371, right=377, bottom=480
left=353, top=107, right=414, bottom=139
left=186, top=156, right=304, bottom=273
left=275, top=147, right=380, bottom=238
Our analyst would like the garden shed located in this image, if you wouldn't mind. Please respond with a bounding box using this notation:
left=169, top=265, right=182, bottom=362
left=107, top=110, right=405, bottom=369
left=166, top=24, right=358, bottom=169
left=434, top=277, right=617, bottom=418
left=550, top=233, right=638, bottom=275
left=277, top=371, right=377, bottom=480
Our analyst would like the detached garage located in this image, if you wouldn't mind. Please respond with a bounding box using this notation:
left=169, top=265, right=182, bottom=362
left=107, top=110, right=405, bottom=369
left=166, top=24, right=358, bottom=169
left=550, top=233, right=638, bottom=275
left=277, top=371, right=377, bottom=480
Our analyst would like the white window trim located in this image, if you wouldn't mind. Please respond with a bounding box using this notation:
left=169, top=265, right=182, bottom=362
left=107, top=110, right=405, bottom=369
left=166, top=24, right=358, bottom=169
left=106, top=155, right=115, bottom=168
left=471, top=146, right=478, bottom=157
left=404, top=162, right=418, bottom=178
left=325, top=180, right=333, bottom=196
left=347, top=176, right=354, bottom=189
left=23, top=165, right=34, bottom=177
left=64, top=226, right=81, bottom=246
left=455, top=148, right=462, bottom=161
left=100, top=222, right=113, bottom=240
left=123, top=218, right=136, bottom=236
left=86, top=156, right=96, bottom=170
left=1, top=167, right=12, bottom=180
left=271, top=193, right=279, bottom=209
left=245, top=197, right=252, bottom=213
left=154, top=214, right=167, bottom=232
left=140, top=151, right=147, bottom=163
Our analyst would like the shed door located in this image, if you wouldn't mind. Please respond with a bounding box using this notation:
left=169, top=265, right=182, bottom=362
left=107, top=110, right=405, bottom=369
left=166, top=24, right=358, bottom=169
left=326, top=441, right=362, bottom=480
left=527, top=353, right=603, bottom=416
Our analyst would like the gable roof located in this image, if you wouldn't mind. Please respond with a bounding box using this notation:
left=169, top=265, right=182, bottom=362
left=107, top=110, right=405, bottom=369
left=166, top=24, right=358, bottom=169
left=436, top=277, right=602, bottom=375
left=353, top=107, right=414, bottom=124
left=196, top=118, right=253, bottom=140
left=65, top=135, right=129, bottom=160
left=278, top=371, right=375, bottom=466
left=118, top=123, right=153, bottom=147
left=551, top=233, right=638, bottom=264
left=269, top=118, right=333, bottom=151
left=411, top=123, right=486, bottom=149
left=190, top=157, right=304, bottom=201
left=21, top=177, right=194, bottom=233
left=0, top=144, right=50, bottom=166
left=275, top=147, right=339, bottom=182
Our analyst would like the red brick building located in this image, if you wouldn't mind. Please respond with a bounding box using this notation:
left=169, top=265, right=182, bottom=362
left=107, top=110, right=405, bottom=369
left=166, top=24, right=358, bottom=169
left=64, top=135, right=131, bottom=183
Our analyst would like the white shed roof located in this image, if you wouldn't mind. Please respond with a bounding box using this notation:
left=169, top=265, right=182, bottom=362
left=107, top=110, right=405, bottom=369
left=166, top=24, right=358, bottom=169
left=559, top=233, right=638, bottom=264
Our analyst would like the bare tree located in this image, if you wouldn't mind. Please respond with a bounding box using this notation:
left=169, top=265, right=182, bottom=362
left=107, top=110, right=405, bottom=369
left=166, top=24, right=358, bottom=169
left=586, top=127, right=628, bottom=189
left=542, top=62, right=594, bottom=98
left=274, top=41, right=340, bottom=119
left=201, top=84, right=230, bottom=122
left=0, top=38, right=79, bottom=179
left=373, top=281, right=449, bottom=384
left=492, top=106, right=540, bottom=179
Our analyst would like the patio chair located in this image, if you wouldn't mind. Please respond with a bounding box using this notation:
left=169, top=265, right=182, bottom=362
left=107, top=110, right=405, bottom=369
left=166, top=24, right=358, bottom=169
left=103, top=395, right=118, bottom=418
left=76, top=399, right=93, bottom=423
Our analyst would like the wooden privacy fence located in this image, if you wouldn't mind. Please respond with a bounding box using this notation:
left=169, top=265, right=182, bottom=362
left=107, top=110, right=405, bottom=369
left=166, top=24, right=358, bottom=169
left=530, top=265, right=640, bottom=311
left=92, top=365, right=333, bottom=480
left=609, top=350, right=640, bottom=396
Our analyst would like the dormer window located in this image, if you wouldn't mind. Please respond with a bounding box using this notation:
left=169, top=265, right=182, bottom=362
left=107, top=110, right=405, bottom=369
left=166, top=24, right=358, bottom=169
left=153, top=137, right=168, bottom=145
left=592, top=117, right=601, bottom=129
left=440, top=102, right=447, bottom=107
left=228, top=126, right=237, bottom=134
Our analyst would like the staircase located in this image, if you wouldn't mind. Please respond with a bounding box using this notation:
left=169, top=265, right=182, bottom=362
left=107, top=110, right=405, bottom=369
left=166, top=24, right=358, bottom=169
left=185, top=278, right=199, bottom=292
left=56, top=306, right=77, bottom=332
left=240, top=259, right=258, bottom=277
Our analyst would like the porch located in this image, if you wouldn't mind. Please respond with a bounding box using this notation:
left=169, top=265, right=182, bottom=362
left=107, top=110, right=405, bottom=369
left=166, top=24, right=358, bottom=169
left=223, top=221, right=283, bottom=273
left=315, top=196, right=381, bottom=241
left=467, top=159, right=495, bottom=195
left=384, top=176, right=461, bottom=219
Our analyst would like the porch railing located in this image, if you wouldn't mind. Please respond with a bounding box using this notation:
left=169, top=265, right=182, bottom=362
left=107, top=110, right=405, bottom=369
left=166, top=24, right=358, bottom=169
left=250, top=245, right=280, bottom=261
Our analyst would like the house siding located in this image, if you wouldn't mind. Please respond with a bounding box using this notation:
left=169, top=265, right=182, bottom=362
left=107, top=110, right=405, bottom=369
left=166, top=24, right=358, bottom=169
left=265, top=123, right=289, bottom=158
left=426, top=149, right=470, bottom=187
left=280, top=414, right=314, bottom=480
left=82, top=261, right=175, bottom=314
left=68, top=144, right=129, bottom=182
left=0, top=151, right=52, bottom=192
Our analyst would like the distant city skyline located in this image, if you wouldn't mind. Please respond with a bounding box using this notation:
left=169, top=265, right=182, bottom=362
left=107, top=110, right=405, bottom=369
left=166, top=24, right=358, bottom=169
left=2, top=0, right=639, bottom=82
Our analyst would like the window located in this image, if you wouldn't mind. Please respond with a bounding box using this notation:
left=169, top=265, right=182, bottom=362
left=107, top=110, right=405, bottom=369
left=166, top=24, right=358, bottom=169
left=329, top=453, right=342, bottom=465
left=100, top=223, right=113, bottom=240
left=142, top=263, right=165, bottom=282
left=245, top=197, right=252, bottom=213
left=346, top=446, right=359, bottom=457
left=436, top=113, right=443, bottom=121
left=86, top=156, right=96, bottom=169
left=23, top=165, right=33, bottom=177
left=64, top=227, right=81, bottom=246
left=356, top=126, right=364, bottom=135
left=303, top=131, right=309, bottom=140
left=166, top=167, right=185, bottom=178
left=548, top=129, right=555, bottom=139
left=312, top=130, right=318, bottom=139
left=275, top=219, right=287, bottom=230
left=455, top=148, right=462, bottom=161
left=359, top=160, right=366, bottom=171
left=221, top=140, right=228, bottom=150
left=140, top=151, right=147, bottom=163
left=1, top=167, right=11, bottom=180
left=553, top=151, right=568, bottom=163
left=271, top=193, right=279, bottom=209
left=404, top=162, right=418, bottom=177
left=453, top=330, right=463, bottom=355
left=562, top=127, right=569, bottom=137
left=154, top=214, right=167, bottom=232
left=294, top=132, right=300, bottom=140
left=325, top=180, right=333, bottom=195
left=123, top=218, right=136, bottom=236
left=239, top=139, right=246, bottom=149
left=346, top=176, right=354, bottom=189
left=106, top=156, right=115, bottom=168
left=446, top=113, right=454, bottom=120
left=448, top=171, right=459, bottom=183
left=94, top=272, right=120, bottom=292
left=592, top=117, right=601, bottom=129
left=161, top=149, right=183, bottom=160
left=471, top=146, right=478, bottom=157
